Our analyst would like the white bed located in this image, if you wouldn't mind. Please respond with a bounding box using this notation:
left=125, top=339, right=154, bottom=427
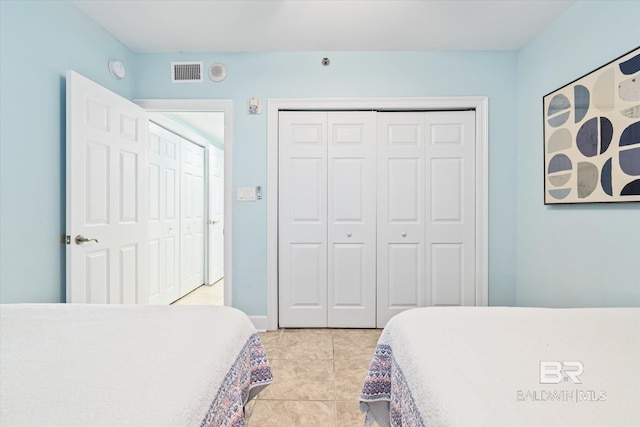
left=0, top=304, right=273, bottom=426
left=360, top=307, right=640, bottom=427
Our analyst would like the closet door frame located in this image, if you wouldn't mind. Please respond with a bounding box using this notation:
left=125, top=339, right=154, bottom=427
left=267, top=97, right=489, bottom=331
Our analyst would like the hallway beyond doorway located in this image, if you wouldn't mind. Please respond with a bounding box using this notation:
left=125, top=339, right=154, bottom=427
left=171, top=279, right=224, bottom=306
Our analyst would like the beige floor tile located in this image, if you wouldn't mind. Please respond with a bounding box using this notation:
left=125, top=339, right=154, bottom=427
left=248, top=328, right=384, bottom=424
left=331, top=328, right=382, bottom=338
left=171, top=281, right=224, bottom=306
left=333, top=341, right=377, bottom=359
left=267, top=332, right=333, bottom=360
left=332, top=330, right=379, bottom=359
left=333, top=332, right=380, bottom=348
left=258, top=359, right=335, bottom=401
left=336, top=400, right=367, bottom=427
left=259, top=330, right=284, bottom=346
left=334, top=355, right=371, bottom=401
left=247, top=400, right=336, bottom=427
left=284, top=328, right=332, bottom=334
left=244, top=398, right=257, bottom=421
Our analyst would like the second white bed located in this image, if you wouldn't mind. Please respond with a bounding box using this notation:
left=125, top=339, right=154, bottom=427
left=360, top=307, right=640, bottom=427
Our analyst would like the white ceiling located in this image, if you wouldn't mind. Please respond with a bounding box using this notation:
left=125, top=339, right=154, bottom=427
left=72, top=0, right=575, bottom=53
left=163, top=112, right=225, bottom=145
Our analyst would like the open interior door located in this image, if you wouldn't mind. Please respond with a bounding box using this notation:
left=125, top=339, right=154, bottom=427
left=66, top=70, right=148, bottom=303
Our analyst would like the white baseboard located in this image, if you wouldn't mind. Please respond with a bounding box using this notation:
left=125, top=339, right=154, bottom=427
left=249, top=315, right=269, bottom=332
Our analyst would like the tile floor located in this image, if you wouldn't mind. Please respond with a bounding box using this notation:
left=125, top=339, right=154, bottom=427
left=171, top=280, right=224, bottom=306
left=170, top=283, right=382, bottom=426
left=248, top=328, right=382, bottom=427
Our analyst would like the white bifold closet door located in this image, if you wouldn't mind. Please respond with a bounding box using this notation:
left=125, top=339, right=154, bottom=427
left=147, top=123, right=180, bottom=304
left=180, top=139, right=206, bottom=296
left=376, top=113, right=426, bottom=326
left=377, top=111, right=476, bottom=326
left=279, top=111, right=377, bottom=328
left=279, top=110, right=476, bottom=328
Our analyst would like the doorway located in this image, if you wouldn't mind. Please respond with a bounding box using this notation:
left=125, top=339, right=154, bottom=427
left=65, top=72, right=232, bottom=306
left=135, top=99, right=233, bottom=307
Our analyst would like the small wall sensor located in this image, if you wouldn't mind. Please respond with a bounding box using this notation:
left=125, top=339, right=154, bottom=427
left=108, top=59, right=126, bottom=79
left=322, top=57, right=330, bottom=66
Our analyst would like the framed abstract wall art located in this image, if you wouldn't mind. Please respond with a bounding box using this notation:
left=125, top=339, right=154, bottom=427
left=544, top=46, right=640, bottom=204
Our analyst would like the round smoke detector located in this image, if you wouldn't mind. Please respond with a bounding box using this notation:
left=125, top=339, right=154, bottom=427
left=209, top=63, right=227, bottom=82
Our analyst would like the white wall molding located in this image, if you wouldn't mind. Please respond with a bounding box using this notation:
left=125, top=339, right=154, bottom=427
left=266, top=97, right=489, bottom=331
left=249, top=315, right=269, bottom=332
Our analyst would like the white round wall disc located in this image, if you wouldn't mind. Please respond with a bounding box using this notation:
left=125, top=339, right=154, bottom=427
left=209, top=63, right=227, bottom=82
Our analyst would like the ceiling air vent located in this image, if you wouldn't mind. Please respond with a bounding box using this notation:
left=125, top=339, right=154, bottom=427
left=171, top=61, right=204, bottom=83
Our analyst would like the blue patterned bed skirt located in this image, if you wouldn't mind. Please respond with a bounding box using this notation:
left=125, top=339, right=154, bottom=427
left=360, top=344, right=425, bottom=427
left=200, top=333, right=273, bottom=427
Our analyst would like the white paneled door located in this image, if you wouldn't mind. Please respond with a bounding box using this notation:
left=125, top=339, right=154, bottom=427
left=376, top=113, right=427, bottom=326
left=180, top=139, right=205, bottom=296
left=66, top=70, right=147, bottom=303
left=327, top=113, right=377, bottom=327
left=377, top=111, right=476, bottom=326
left=279, top=112, right=329, bottom=327
left=279, top=109, right=476, bottom=328
left=279, top=111, right=377, bottom=328
left=147, top=123, right=180, bottom=304
left=425, top=112, right=476, bottom=307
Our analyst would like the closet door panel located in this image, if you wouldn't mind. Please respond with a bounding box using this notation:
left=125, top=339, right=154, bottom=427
left=289, top=243, right=324, bottom=305
left=431, top=243, right=463, bottom=305
left=331, top=243, right=365, bottom=304
left=327, top=112, right=376, bottom=328
left=180, top=139, right=205, bottom=297
left=425, top=112, right=476, bottom=306
left=387, top=243, right=421, bottom=306
left=279, top=112, right=328, bottom=327
left=147, top=123, right=180, bottom=304
left=388, top=158, right=420, bottom=220
left=377, top=113, right=426, bottom=327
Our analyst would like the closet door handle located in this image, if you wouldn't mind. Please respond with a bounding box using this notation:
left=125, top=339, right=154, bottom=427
left=346, top=232, right=352, bottom=237
left=401, top=232, right=407, bottom=237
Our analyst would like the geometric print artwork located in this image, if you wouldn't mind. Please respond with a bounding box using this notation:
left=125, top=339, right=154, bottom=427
left=544, top=46, right=640, bottom=204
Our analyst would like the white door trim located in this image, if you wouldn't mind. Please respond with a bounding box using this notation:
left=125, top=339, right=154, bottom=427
left=267, top=97, right=489, bottom=331
left=135, top=99, right=233, bottom=307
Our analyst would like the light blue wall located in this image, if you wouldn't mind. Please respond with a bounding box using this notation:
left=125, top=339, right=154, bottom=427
left=516, top=1, right=640, bottom=307
left=11, top=1, right=633, bottom=312
left=0, top=1, right=135, bottom=302
left=134, top=51, right=519, bottom=314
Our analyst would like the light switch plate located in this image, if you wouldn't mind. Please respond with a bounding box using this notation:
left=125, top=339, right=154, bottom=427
left=237, top=187, right=256, bottom=201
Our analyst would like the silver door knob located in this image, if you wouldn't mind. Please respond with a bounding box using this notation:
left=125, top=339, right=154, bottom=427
left=347, top=232, right=352, bottom=237
left=75, top=235, right=98, bottom=245
left=401, top=232, right=407, bottom=237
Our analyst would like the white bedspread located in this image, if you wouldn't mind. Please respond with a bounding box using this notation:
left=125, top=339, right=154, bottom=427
left=360, top=307, right=640, bottom=427
left=0, top=304, right=272, bottom=426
